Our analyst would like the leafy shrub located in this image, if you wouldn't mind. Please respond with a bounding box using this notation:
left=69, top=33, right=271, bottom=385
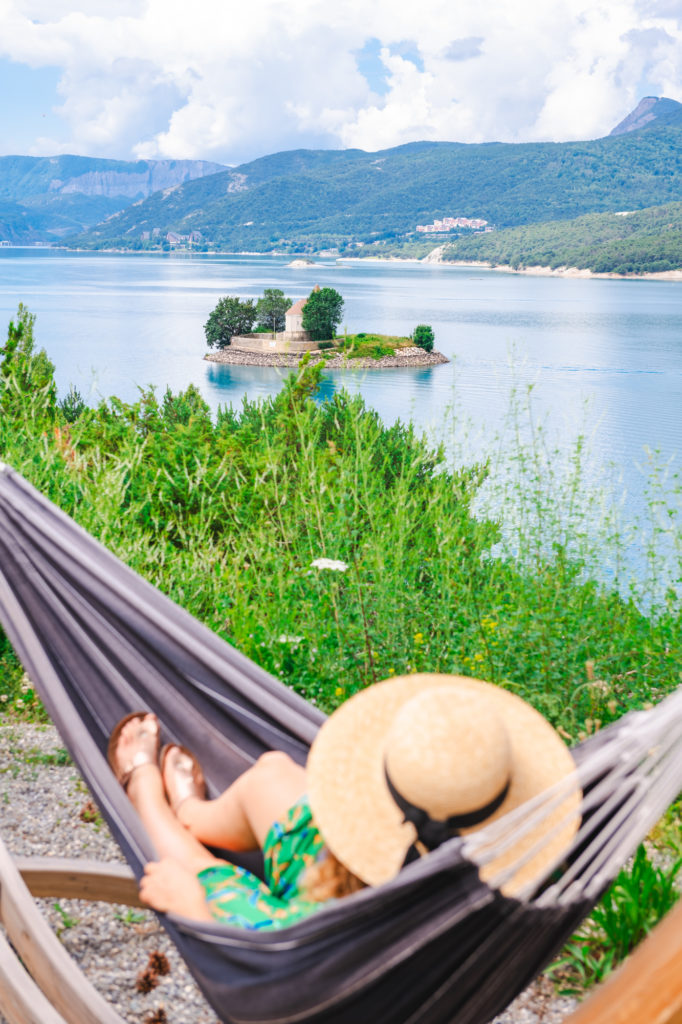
left=548, top=845, right=682, bottom=994
left=2, top=306, right=682, bottom=745
left=59, top=385, right=87, bottom=423
left=256, top=288, right=291, bottom=333
left=412, top=324, right=435, bottom=352
left=301, top=287, right=344, bottom=341
left=318, top=340, right=335, bottom=350
left=204, top=296, right=257, bottom=348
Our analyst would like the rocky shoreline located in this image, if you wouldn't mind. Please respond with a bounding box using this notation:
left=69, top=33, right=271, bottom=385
left=204, top=346, right=448, bottom=369
left=0, top=717, right=577, bottom=1024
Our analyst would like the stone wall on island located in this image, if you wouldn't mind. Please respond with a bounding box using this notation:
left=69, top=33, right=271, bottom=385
left=230, top=331, right=320, bottom=354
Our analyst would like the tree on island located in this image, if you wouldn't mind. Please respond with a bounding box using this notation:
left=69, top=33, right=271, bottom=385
left=204, top=296, right=257, bottom=349
left=412, top=324, right=435, bottom=352
left=301, top=287, right=344, bottom=341
left=256, top=288, right=291, bottom=333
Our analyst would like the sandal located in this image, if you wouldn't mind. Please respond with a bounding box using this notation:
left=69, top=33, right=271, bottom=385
left=107, top=711, right=160, bottom=789
left=160, top=743, right=207, bottom=813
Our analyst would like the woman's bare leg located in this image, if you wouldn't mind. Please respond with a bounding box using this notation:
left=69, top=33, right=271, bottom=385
left=165, top=749, right=307, bottom=851
left=115, top=715, right=220, bottom=874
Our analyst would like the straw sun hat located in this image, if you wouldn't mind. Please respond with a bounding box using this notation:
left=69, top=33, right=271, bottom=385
left=307, top=674, right=581, bottom=897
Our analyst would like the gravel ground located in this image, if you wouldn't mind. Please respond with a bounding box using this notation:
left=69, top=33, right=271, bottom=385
left=0, top=718, right=577, bottom=1024
left=204, top=346, right=449, bottom=369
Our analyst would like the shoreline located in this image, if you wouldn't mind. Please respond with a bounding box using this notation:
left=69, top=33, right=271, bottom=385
left=429, top=257, right=682, bottom=282
left=46, top=246, right=682, bottom=280
left=204, top=346, right=449, bottom=369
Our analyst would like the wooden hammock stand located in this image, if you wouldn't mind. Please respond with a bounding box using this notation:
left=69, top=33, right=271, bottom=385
left=0, top=833, right=680, bottom=1024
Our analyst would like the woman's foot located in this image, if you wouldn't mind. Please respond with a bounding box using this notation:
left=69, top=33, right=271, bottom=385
left=108, top=712, right=160, bottom=790
left=161, top=744, right=207, bottom=815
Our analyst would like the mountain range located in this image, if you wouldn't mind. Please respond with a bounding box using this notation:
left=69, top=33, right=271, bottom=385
left=0, top=155, right=226, bottom=244
left=2, top=97, right=682, bottom=252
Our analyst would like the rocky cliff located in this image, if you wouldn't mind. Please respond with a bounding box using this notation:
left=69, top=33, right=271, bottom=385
left=49, top=160, right=226, bottom=199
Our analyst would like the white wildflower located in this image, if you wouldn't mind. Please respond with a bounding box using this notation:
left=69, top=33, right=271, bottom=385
left=0, top=695, right=7, bottom=703
left=278, top=635, right=303, bottom=645
left=310, top=558, right=349, bottom=572
left=14, top=700, right=23, bottom=709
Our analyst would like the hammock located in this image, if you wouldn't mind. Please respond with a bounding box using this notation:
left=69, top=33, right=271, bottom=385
left=0, top=462, right=680, bottom=1024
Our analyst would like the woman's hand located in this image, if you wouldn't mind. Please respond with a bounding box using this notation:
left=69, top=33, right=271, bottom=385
left=140, top=857, right=213, bottom=921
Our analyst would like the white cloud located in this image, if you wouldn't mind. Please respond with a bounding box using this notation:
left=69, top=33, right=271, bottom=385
left=1, top=0, right=681, bottom=162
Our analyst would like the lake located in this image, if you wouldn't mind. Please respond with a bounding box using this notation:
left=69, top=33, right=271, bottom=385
left=1, top=248, right=681, bottom=543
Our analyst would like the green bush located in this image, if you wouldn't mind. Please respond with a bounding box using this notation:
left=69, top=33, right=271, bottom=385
left=548, top=845, right=681, bottom=994
left=412, top=324, right=435, bottom=352
left=318, top=340, right=335, bottom=350
left=2, top=306, right=681, bottom=737
left=204, top=296, right=257, bottom=348
left=301, top=287, right=344, bottom=341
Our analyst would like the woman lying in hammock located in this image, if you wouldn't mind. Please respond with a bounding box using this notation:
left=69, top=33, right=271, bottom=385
left=108, top=674, right=579, bottom=928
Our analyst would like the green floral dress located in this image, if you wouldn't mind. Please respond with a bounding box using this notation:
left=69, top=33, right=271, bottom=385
left=197, top=797, right=327, bottom=929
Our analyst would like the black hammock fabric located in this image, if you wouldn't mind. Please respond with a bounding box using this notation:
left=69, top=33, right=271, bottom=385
left=0, top=465, right=602, bottom=1024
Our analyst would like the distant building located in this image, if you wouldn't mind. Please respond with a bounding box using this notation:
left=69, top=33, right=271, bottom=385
left=416, top=216, right=488, bottom=233
left=165, top=230, right=202, bottom=246
left=285, top=284, right=320, bottom=334
left=0, top=240, right=10, bottom=248
left=231, top=286, right=322, bottom=355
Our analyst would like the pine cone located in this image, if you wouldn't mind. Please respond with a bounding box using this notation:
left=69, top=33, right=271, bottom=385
left=135, top=968, right=159, bottom=994
left=144, top=1009, right=168, bottom=1024
left=147, top=950, right=171, bottom=976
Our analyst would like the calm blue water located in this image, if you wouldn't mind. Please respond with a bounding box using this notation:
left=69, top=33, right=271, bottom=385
left=1, top=248, right=681, bottom=534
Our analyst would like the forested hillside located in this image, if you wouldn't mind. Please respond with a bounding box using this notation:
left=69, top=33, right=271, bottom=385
left=70, top=121, right=682, bottom=253
left=440, top=201, right=682, bottom=275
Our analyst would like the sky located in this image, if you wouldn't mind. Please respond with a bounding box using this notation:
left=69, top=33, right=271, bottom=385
left=1, top=0, right=681, bottom=166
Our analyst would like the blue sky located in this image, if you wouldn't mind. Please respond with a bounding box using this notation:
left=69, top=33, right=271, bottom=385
left=0, top=60, right=63, bottom=154
left=0, top=0, right=680, bottom=165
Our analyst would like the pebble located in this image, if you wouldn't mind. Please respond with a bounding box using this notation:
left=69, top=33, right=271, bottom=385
left=0, top=718, right=576, bottom=1023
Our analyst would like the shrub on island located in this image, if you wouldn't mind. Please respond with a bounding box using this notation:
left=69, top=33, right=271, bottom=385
left=412, top=324, right=435, bottom=352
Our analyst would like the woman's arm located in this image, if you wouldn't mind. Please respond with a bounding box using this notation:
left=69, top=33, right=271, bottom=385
left=140, top=857, right=214, bottom=921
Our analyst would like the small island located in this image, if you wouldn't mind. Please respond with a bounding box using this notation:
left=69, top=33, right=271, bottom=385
left=203, top=286, right=448, bottom=368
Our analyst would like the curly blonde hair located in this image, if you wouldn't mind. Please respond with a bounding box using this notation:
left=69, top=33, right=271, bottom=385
left=303, top=849, right=366, bottom=901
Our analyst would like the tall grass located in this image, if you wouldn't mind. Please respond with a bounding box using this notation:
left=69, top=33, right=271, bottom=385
left=1, top=307, right=680, bottom=739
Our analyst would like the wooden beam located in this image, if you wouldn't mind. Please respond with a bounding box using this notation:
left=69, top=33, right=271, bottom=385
left=0, top=928, right=68, bottom=1024
left=16, top=856, right=142, bottom=907
left=0, top=839, right=127, bottom=1024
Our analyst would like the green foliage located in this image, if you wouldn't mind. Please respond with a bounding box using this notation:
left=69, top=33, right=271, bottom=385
left=339, top=333, right=411, bottom=359
left=0, top=303, right=57, bottom=424
left=549, top=845, right=682, bottom=993
left=256, top=288, right=291, bottom=333
left=204, top=296, right=257, bottom=349
left=2, top=308, right=682, bottom=735
left=302, top=287, right=344, bottom=341
left=442, top=201, right=682, bottom=275
left=63, top=122, right=682, bottom=253
left=317, top=340, right=335, bottom=350
left=59, top=385, right=87, bottom=423
left=412, top=324, right=435, bottom=352
left=53, top=901, right=79, bottom=933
